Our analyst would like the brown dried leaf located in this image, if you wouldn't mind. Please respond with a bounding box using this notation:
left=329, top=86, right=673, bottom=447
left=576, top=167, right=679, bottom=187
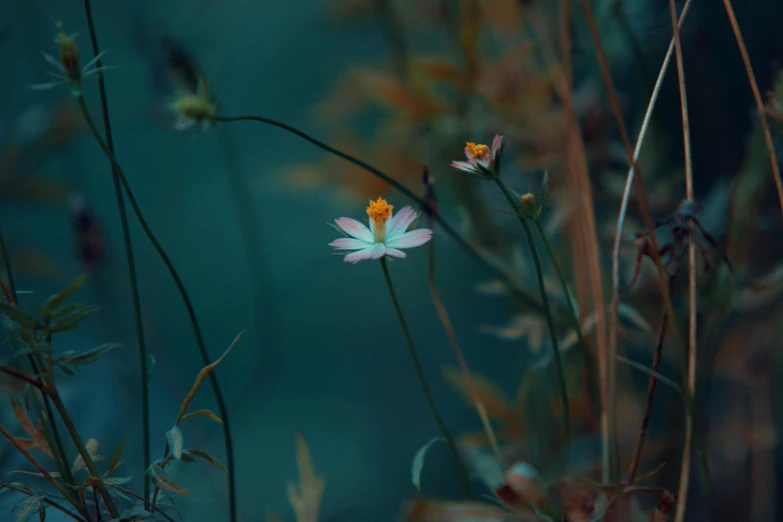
left=402, top=498, right=524, bottom=521
left=287, top=432, right=325, bottom=522
left=11, top=405, right=52, bottom=459
left=442, top=367, right=510, bottom=420
left=71, top=438, right=104, bottom=474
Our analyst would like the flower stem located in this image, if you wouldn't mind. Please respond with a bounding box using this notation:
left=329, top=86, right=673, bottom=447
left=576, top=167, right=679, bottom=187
left=75, top=96, right=237, bottom=522
left=494, top=179, right=570, bottom=445
left=79, top=0, right=151, bottom=505
left=532, top=219, right=599, bottom=422
left=212, top=114, right=544, bottom=316
left=379, top=257, right=471, bottom=497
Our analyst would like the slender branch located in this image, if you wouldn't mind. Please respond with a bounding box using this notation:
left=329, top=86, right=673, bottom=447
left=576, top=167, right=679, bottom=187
left=627, top=305, right=669, bottom=484
left=0, top=483, right=85, bottom=522
left=212, top=114, right=545, bottom=316
left=79, top=0, right=151, bottom=506
left=0, top=424, right=72, bottom=502
left=495, top=180, right=569, bottom=445
left=107, top=484, right=177, bottom=522
left=668, top=0, right=696, bottom=519
left=75, top=95, right=236, bottom=521
left=0, top=364, right=42, bottom=389
left=721, top=0, right=783, bottom=218
left=380, top=257, right=471, bottom=496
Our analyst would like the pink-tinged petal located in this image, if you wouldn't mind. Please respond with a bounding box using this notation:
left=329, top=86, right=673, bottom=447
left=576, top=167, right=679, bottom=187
left=386, top=228, right=433, bottom=249
left=491, top=134, right=504, bottom=156
left=387, top=205, right=418, bottom=238
left=334, top=217, right=373, bottom=242
left=451, top=160, right=477, bottom=172
left=385, top=247, right=407, bottom=259
left=343, top=243, right=385, bottom=264
left=329, top=237, right=370, bottom=250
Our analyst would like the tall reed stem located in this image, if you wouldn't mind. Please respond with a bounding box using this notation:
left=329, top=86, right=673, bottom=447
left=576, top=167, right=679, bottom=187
left=79, top=0, right=150, bottom=504
left=494, top=180, right=570, bottom=445
left=379, top=257, right=471, bottom=496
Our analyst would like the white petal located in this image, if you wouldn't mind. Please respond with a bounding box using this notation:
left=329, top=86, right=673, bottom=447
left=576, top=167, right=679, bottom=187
left=385, top=247, right=407, bottom=259
left=387, top=206, right=418, bottom=238
left=334, top=217, right=373, bottom=242
left=344, top=243, right=385, bottom=264
left=329, top=237, right=370, bottom=250
left=386, top=229, right=433, bottom=249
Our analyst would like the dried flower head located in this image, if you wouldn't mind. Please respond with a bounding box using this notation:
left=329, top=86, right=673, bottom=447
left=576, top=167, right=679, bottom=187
left=167, top=78, right=220, bottom=132
left=329, top=197, right=432, bottom=263
left=451, top=134, right=505, bottom=178
left=30, top=22, right=116, bottom=95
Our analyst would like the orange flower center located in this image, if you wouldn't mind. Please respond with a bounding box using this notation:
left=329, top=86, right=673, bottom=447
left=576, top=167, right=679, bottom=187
left=366, top=197, right=393, bottom=223
left=465, top=142, right=490, bottom=159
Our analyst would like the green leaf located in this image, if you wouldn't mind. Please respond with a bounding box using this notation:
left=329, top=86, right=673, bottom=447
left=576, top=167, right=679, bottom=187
left=49, top=304, right=99, bottom=332
left=411, top=436, right=443, bottom=492
left=43, top=276, right=86, bottom=312
left=180, top=409, right=223, bottom=424
left=150, top=469, right=188, bottom=496
left=615, top=355, right=683, bottom=395
left=103, top=476, right=132, bottom=486
left=52, top=343, right=121, bottom=370
left=184, top=449, right=227, bottom=472
left=0, top=302, right=37, bottom=329
left=166, top=427, right=184, bottom=460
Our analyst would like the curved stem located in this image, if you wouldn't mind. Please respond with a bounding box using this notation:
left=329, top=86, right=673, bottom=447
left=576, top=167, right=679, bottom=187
left=533, top=219, right=599, bottom=424
left=380, top=257, right=471, bottom=497
left=212, top=114, right=543, bottom=316
left=494, top=180, right=570, bottom=445
left=76, top=96, right=236, bottom=522
left=79, top=0, right=151, bottom=505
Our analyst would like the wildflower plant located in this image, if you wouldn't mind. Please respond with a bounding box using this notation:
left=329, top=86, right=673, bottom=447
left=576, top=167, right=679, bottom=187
left=328, top=197, right=432, bottom=263
left=167, top=78, right=221, bottom=132
left=30, top=22, right=116, bottom=96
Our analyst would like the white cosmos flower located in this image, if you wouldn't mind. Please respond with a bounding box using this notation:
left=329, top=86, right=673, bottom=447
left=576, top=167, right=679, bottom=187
left=329, top=197, right=433, bottom=264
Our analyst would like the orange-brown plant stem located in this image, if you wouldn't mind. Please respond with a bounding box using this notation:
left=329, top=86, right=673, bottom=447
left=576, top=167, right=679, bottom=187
left=721, top=0, right=783, bottom=218
left=668, top=0, right=696, bottom=518
left=0, top=424, right=72, bottom=500
left=0, top=364, right=42, bottom=389
left=626, top=282, right=672, bottom=485
left=578, top=0, right=688, bottom=483
left=426, top=215, right=504, bottom=469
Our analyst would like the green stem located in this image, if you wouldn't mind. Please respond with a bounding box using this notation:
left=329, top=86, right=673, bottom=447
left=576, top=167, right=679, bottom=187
left=494, top=179, right=570, bottom=445
left=532, top=219, right=600, bottom=423
left=76, top=96, right=237, bottom=522
left=78, top=0, right=151, bottom=504
left=379, top=257, right=471, bottom=497
left=212, top=114, right=544, bottom=316
left=47, top=389, right=120, bottom=518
